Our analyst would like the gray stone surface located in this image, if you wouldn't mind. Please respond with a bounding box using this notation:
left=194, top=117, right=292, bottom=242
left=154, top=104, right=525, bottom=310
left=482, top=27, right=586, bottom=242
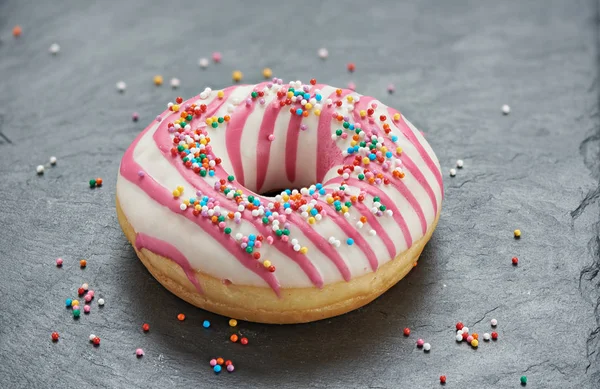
left=1, top=0, right=600, bottom=387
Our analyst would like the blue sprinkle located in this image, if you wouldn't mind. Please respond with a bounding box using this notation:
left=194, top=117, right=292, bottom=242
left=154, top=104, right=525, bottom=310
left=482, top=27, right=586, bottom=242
left=296, top=109, right=303, bottom=116
left=303, top=93, right=310, bottom=100
left=391, top=135, right=398, bottom=142
left=353, top=145, right=359, bottom=152
left=294, top=90, right=302, bottom=96
left=249, top=234, right=256, bottom=241
left=347, top=147, right=354, bottom=154
left=203, top=320, right=211, bottom=328
left=65, top=298, right=72, bottom=307
left=253, top=199, right=261, bottom=206
left=189, top=197, right=196, bottom=204
left=315, top=94, right=322, bottom=101
left=385, top=151, right=393, bottom=158
left=265, top=210, right=272, bottom=217
left=310, top=208, right=318, bottom=216
left=309, top=189, right=315, bottom=195
left=214, top=365, right=222, bottom=373
left=248, top=241, right=255, bottom=247
left=283, top=203, right=291, bottom=209
left=334, top=200, right=341, bottom=206
left=319, top=188, right=326, bottom=195
left=349, top=124, right=355, bottom=130
left=347, top=238, right=354, bottom=245
left=285, top=189, right=292, bottom=195
left=316, top=183, right=323, bottom=189
left=209, top=170, right=215, bottom=176
left=369, top=153, right=377, bottom=160
left=203, top=196, right=209, bottom=201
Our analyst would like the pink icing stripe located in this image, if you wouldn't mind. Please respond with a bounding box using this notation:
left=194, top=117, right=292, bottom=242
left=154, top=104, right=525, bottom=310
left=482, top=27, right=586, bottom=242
left=326, top=176, right=413, bottom=248
left=121, top=113, right=281, bottom=296
left=316, top=89, right=351, bottom=182
left=396, top=153, right=438, bottom=217
left=225, top=82, right=269, bottom=186
left=387, top=107, right=444, bottom=199
left=135, top=233, right=203, bottom=293
left=351, top=202, right=396, bottom=258
left=255, top=102, right=284, bottom=193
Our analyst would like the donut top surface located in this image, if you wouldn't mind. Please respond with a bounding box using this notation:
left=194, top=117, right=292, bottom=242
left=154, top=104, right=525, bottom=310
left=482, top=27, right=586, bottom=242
left=118, top=80, right=443, bottom=293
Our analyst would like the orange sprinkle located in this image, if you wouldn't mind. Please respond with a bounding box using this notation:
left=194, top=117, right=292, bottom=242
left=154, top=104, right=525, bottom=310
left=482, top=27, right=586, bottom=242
left=12, top=25, right=22, bottom=37
left=230, top=334, right=239, bottom=343
left=336, top=89, right=342, bottom=96
left=224, top=115, right=230, bottom=122
left=177, top=313, right=186, bottom=321
left=228, top=212, right=235, bottom=219
left=360, top=216, right=367, bottom=223
left=79, top=259, right=87, bottom=268
left=211, top=216, right=218, bottom=223
left=472, top=333, right=479, bottom=340
left=216, top=357, right=224, bottom=365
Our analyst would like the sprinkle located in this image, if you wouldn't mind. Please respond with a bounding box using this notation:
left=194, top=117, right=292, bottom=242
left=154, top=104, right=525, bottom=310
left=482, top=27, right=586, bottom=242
left=502, top=104, right=511, bottom=115
left=177, top=313, right=186, bottom=321
left=198, top=58, right=209, bottom=68
left=240, top=337, right=249, bottom=345
left=72, top=299, right=79, bottom=307
left=471, top=339, right=479, bottom=347
left=456, top=322, right=464, bottom=330
left=153, top=75, right=163, bottom=86
left=520, top=376, right=527, bottom=385
left=462, top=326, right=469, bottom=333
left=318, top=48, right=328, bottom=59
left=36, top=165, right=44, bottom=174
left=514, top=229, right=521, bottom=238
left=203, top=320, right=211, bottom=328
left=403, top=328, right=410, bottom=336
left=132, top=112, right=139, bottom=122
left=232, top=70, right=243, bottom=82
left=262, top=68, right=273, bottom=79
left=83, top=305, right=91, bottom=314
left=347, top=63, right=356, bottom=72
left=97, top=298, right=105, bottom=306
left=227, top=364, right=235, bottom=373
left=136, top=348, right=144, bottom=357
left=116, top=81, right=126, bottom=92
left=50, top=156, right=57, bottom=165
left=49, top=43, right=60, bottom=55
left=229, top=319, right=238, bottom=327
left=80, top=259, right=87, bottom=267
left=346, top=238, right=354, bottom=246
left=440, top=376, right=446, bottom=384
left=214, top=365, right=222, bottom=374
left=89, top=334, right=96, bottom=342
left=491, top=331, right=498, bottom=340
left=170, top=78, right=180, bottom=88
left=12, top=25, right=22, bottom=37
left=51, top=332, right=59, bottom=342
left=455, top=334, right=463, bottom=342
left=56, top=258, right=63, bottom=267
left=483, top=333, right=491, bottom=341
left=210, top=359, right=217, bottom=366
left=491, top=318, right=498, bottom=327
left=230, top=334, right=239, bottom=342
left=467, top=335, right=473, bottom=343
left=387, top=84, right=395, bottom=94
left=416, top=338, right=424, bottom=347
left=449, top=168, right=456, bottom=177
left=212, top=52, right=222, bottom=63
left=423, top=343, right=431, bottom=352
left=217, top=357, right=224, bottom=365
left=142, top=323, right=150, bottom=332
left=512, top=256, right=519, bottom=265
left=456, top=159, right=464, bottom=168
left=92, top=336, right=100, bottom=346
left=268, top=134, right=275, bottom=141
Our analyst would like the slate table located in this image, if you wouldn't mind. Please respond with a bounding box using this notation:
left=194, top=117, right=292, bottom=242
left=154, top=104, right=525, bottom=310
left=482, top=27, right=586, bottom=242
left=1, top=0, right=600, bottom=388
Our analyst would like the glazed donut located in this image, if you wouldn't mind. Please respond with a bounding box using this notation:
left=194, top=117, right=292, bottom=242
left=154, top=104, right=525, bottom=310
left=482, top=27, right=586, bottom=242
left=116, top=80, right=443, bottom=324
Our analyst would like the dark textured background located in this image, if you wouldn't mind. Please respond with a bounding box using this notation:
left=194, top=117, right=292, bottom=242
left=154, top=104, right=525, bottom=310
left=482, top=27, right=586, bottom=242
left=1, top=0, right=600, bottom=388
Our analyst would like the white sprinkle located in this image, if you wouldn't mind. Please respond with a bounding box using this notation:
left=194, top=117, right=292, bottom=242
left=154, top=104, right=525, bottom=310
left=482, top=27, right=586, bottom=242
left=198, top=58, right=209, bottom=68
left=36, top=165, right=44, bottom=174
left=89, top=334, right=96, bottom=342
left=318, top=48, right=328, bottom=59
left=502, top=104, right=510, bottom=115
left=179, top=203, right=187, bottom=211
left=449, top=168, right=456, bottom=177
left=235, top=233, right=243, bottom=241
left=116, top=81, right=126, bottom=92
left=462, top=327, right=469, bottom=334
left=491, top=318, right=498, bottom=327
left=170, top=78, right=180, bottom=89
left=456, top=159, right=464, bottom=168
left=82, top=283, right=89, bottom=290
left=369, top=229, right=377, bottom=236
left=49, top=156, right=57, bottom=165
left=97, top=298, right=105, bottom=306
left=483, top=333, right=491, bottom=341
left=456, top=334, right=463, bottom=342
left=457, top=330, right=463, bottom=335
left=49, top=43, right=60, bottom=55
left=356, top=221, right=363, bottom=228
left=423, top=343, right=431, bottom=351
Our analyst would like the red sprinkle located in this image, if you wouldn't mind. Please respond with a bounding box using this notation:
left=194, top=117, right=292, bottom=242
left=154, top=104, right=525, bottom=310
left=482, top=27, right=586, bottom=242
left=403, top=328, right=411, bottom=336
left=512, top=257, right=519, bottom=265
left=142, top=323, right=150, bottom=332
left=93, top=336, right=101, bottom=346
left=491, top=332, right=498, bottom=340
left=440, top=375, right=447, bottom=384
left=176, top=96, right=183, bottom=104
left=78, top=287, right=85, bottom=296
left=240, top=337, right=249, bottom=345
left=51, top=332, right=59, bottom=342
left=347, top=63, right=356, bottom=72
left=456, top=322, right=464, bottom=331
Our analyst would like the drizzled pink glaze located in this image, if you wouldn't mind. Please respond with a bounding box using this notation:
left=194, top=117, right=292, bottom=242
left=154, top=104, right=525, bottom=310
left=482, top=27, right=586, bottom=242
left=387, top=107, right=444, bottom=198
left=135, top=233, right=203, bottom=293
left=326, top=176, right=413, bottom=248
left=316, top=89, right=350, bottom=182
left=225, top=82, right=269, bottom=186
left=255, top=102, right=285, bottom=193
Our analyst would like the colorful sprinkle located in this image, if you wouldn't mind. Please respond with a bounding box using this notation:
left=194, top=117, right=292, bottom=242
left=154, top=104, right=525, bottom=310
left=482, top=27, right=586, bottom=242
left=92, top=336, right=100, bottom=346
left=132, top=112, right=139, bottom=122
left=417, top=338, right=424, bottom=347
left=514, top=229, right=521, bottom=238
left=51, top=332, right=59, bottom=342
left=347, top=63, right=356, bottom=72
left=97, top=298, right=105, bottom=306
left=36, top=165, right=44, bottom=174
left=142, top=323, right=150, bottom=332
left=232, top=70, right=243, bottom=82
left=229, top=319, right=238, bottom=327
left=203, top=320, right=211, bottom=328
left=56, top=258, right=63, bottom=267
left=212, top=52, right=222, bottom=63
left=512, top=256, right=519, bottom=265
left=177, top=313, right=186, bottom=321
left=403, top=328, right=411, bottom=336
left=214, top=365, right=222, bottom=374
left=491, top=318, right=498, bottom=327
left=240, top=337, right=249, bottom=345
left=262, top=68, right=273, bottom=79
left=153, top=75, right=163, bottom=86
left=83, top=305, right=91, bottom=314
left=491, top=331, right=498, bottom=340
left=230, top=334, right=239, bottom=343
left=12, top=25, right=22, bottom=37
left=136, top=348, right=144, bottom=357
left=423, top=343, right=431, bottom=351
left=520, top=376, right=527, bottom=385
left=440, top=375, right=446, bottom=384
left=80, top=259, right=87, bottom=267
left=227, top=364, right=235, bottom=373
left=483, top=333, right=491, bottom=341
left=387, top=84, right=395, bottom=94
left=502, top=104, right=511, bottom=115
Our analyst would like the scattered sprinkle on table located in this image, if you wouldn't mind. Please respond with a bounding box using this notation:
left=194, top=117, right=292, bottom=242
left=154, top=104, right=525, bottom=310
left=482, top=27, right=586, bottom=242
left=214, top=365, right=222, bottom=374
left=177, top=313, right=185, bottom=321
left=440, top=375, right=446, bottom=384
left=491, top=331, right=498, bottom=340
left=403, top=327, right=411, bottom=336
left=92, top=336, right=100, bottom=346
left=203, top=320, right=211, bottom=328
left=491, top=318, right=498, bottom=327
left=83, top=305, right=90, bottom=313
left=132, top=112, right=139, bottom=122
left=514, top=229, right=521, bottom=238
left=417, top=338, right=424, bottom=347
left=89, top=334, right=96, bottom=342
left=456, top=159, right=464, bottom=168
left=512, top=256, right=519, bottom=265
left=520, top=376, right=527, bottom=385
left=502, top=104, right=511, bottom=115
left=51, top=332, right=59, bottom=342
left=470, top=339, right=478, bottom=347
left=212, top=52, right=222, bottom=63
left=262, top=68, right=273, bottom=79
left=50, top=156, right=57, bottom=165
left=318, top=47, right=328, bottom=59
left=89, top=177, right=102, bottom=188
left=116, top=81, right=126, bottom=92
left=483, top=332, right=491, bottom=341
left=142, top=323, right=150, bottom=332
left=170, top=78, right=180, bottom=89
left=79, top=259, right=87, bottom=267
left=240, top=337, right=248, bottom=345
left=97, top=298, right=105, bottom=306
left=347, top=63, right=355, bottom=72
left=232, top=70, right=243, bottom=82
left=49, top=43, right=60, bottom=55
left=153, top=75, right=163, bottom=86
left=387, top=84, right=395, bottom=94
left=227, top=364, right=235, bottom=373
left=423, top=343, right=431, bottom=352
left=12, top=25, right=22, bottom=37
left=456, top=333, right=463, bottom=342
left=56, top=258, right=63, bottom=267
left=449, top=168, right=456, bottom=177
left=456, top=322, right=464, bottom=330
left=136, top=348, right=144, bottom=357
left=198, top=58, right=209, bottom=68
left=36, top=165, right=44, bottom=174
left=229, top=319, right=237, bottom=327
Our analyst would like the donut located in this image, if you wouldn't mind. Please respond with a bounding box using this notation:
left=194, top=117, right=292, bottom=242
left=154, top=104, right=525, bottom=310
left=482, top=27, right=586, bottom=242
left=116, top=80, right=443, bottom=324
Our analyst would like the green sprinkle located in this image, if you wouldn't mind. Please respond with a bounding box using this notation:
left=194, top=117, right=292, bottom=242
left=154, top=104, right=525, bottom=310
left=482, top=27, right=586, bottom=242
left=358, top=173, right=365, bottom=180
left=200, top=170, right=207, bottom=177
left=89, top=179, right=96, bottom=188
left=345, top=201, right=352, bottom=207
left=224, top=227, right=231, bottom=234
left=251, top=91, right=258, bottom=98
left=218, top=117, right=224, bottom=123
left=186, top=114, right=193, bottom=121
left=282, top=229, right=290, bottom=236
left=335, top=129, right=343, bottom=136
left=373, top=197, right=380, bottom=202
left=211, top=122, right=218, bottom=128
left=275, top=230, right=283, bottom=237
left=248, top=195, right=255, bottom=203
left=245, top=247, right=253, bottom=254
left=262, top=217, right=269, bottom=224
left=343, top=122, right=350, bottom=129
left=379, top=205, right=386, bottom=211
left=218, top=215, right=225, bottom=222
left=520, top=376, right=527, bottom=385
left=228, top=175, right=235, bottom=182
left=177, top=145, right=184, bottom=151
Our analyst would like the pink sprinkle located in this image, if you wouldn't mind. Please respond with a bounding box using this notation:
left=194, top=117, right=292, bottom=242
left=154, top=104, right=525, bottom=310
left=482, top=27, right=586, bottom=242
left=268, top=134, right=275, bottom=141
left=84, top=295, right=92, bottom=302
left=467, top=335, right=474, bottom=343
left=155, top=116, right=162, bottom=122
left=83, top=305, right=91, bottom=313
left=56, top=258, right=63, bottom=267
left=227, top=364, right=235, bottom=372
left=347, top=82, right=356, bottom=91
left=371, top=102, right=378, bottom=109
left=242, top=236, right=249, bottom=243
left=387, top=84, right=395, bottom=93
left=254, top=241, right=262, bottom=248
left=132, top=112, right=139, bottom=121
left=281, top=236, right=289, bottom=243
left=210, top=359, right=217, bottom=367
left=212, top=52, right=222, bottom=63
left=136, top=348, right=144, bottom=357
left=218, top=222, right=226, bottom=228
left=341, top=133, right=348, bottom=139
left=266, top=236, right=274, bottom=244
left=88, top=290, right=95, bottom=297
left=416, top=339, right=424, bottom=347
left=138, top=171, right=145, bottom=177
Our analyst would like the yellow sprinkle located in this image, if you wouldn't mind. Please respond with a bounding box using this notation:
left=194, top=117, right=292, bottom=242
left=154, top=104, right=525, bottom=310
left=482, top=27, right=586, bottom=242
left=205, top=118, right=213, bottom=125
left=282, top=194, right=289, bottom=201
left=229, top=319, right=238, bottom=327
left=172, top=189, right=181, bottom=197
left=217, top=90, right=225, bottom=99
left=396, top=147, right=403, bottom=155
left=314, top=109, right=321, bottom=116
left=195, top=204, right=201, bottom=211
left=308, top=217, right=316, bottom=224
left=175, top=119, right=182, bottom=124
left=514, top=229, right=521, bottom=238
left=200, top=138, right=207, bottom=145
left=263, top=260, right=271, bottom=268
left=177, top=186, right=184, bottom=193
left=172, top=104, right=180, bottom=112
left=346, top=96, right=354, bottom=103
left=350, top=141, right=357, bottom=147
left=287, top=91, right=294, bottom=99
left=183, top=199, right=190, bottom=206
left=360, top=110, right=367, bottom=118
left=381, top=146, right=388, bottom=153
left=71, top=300, right=79, bottom=306
left=183, top=144, right=189, bottom=150
left=471, top=339, right=479, bottom=348
left=153, top=75, right=163, bottom=86
left=299, top=247, right=308, bottom=254
left=262, top=68, right=273, bottom=79
left=341, top=206, right=349, bottom=213
left=393, top=113, right=401, bottom=121
left=305, top=103, right=313, bottom=110
left=232, top=70, right=243, bottom=82
left=326, top=196, right=334, bottom=204
left=236, top=189, right=243, bottom=194
left=362, top=157, right=370, bottom=165
left=212, top=116, right=218, bottom=122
